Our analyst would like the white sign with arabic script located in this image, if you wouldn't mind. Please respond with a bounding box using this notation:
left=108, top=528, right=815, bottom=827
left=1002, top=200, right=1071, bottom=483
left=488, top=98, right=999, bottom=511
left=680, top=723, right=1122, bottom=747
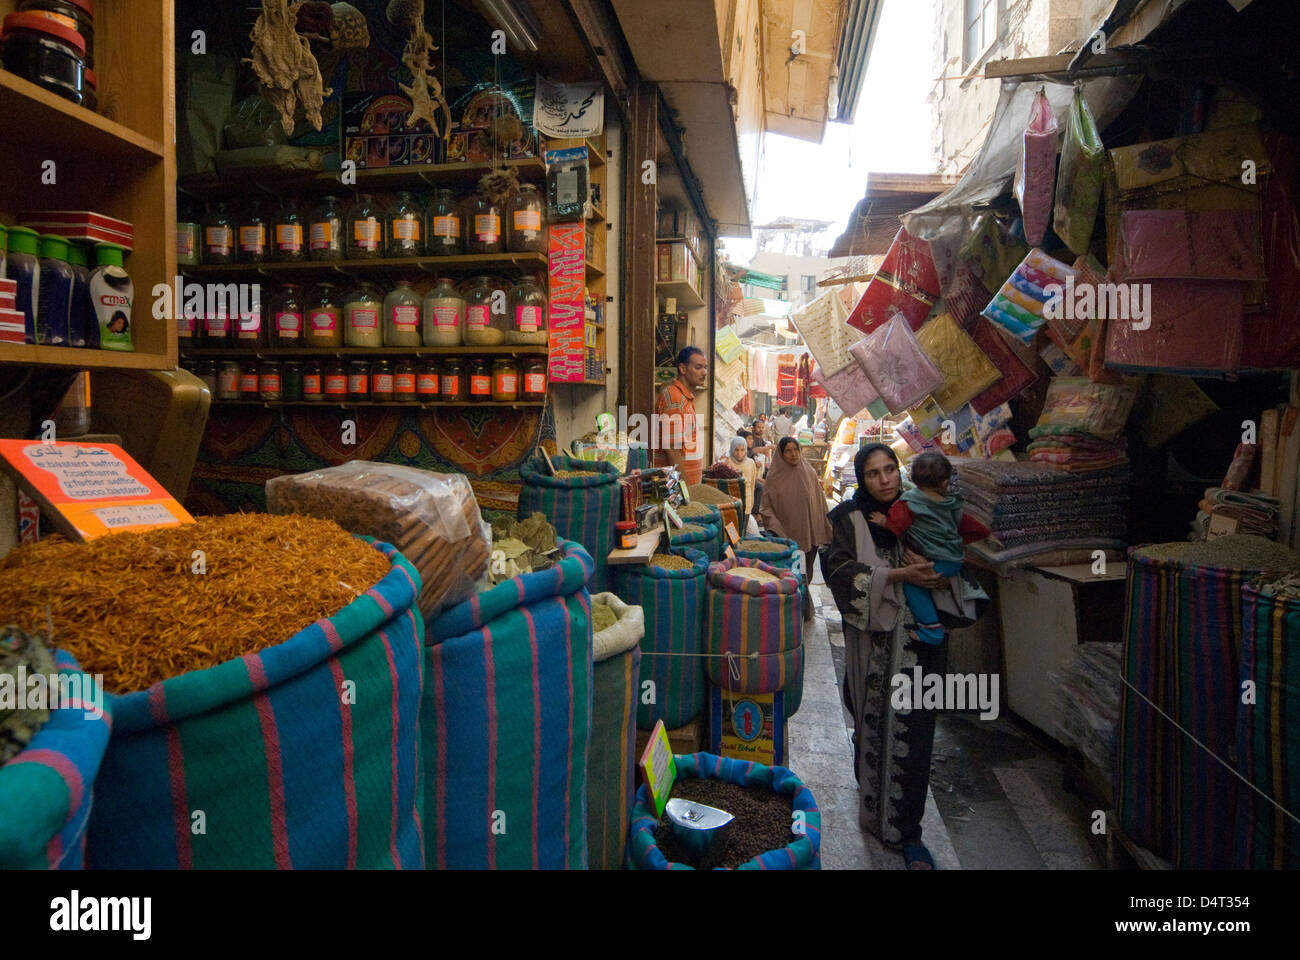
left=533, top=76, right=604, bottom=139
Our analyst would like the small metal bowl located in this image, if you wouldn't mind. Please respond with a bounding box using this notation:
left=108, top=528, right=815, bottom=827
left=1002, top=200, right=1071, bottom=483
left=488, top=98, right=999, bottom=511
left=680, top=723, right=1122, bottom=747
left=665, top=797, right=735, bottom=868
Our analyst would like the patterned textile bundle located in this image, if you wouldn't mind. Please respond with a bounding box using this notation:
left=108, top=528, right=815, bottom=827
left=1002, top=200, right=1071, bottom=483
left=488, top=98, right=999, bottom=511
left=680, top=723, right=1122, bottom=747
left=425, top=540, right=595, bottom=869
left=0, top=650, right=111, bottom=869
left=1235, top=579, right=1300, bottom=868
left=670, top=520, right=721, bottom=561
left=519, top=454, right=622, bottom=593
left=849, top=315, right=944, bottom=415
left=613, top=548, right=709, bottom=731
left=587, top=594, right=643, bottom=871
left=87, top=540, right=424, bottom=869
left=626, top=752, right=821, bottom=870
left=705, top=559, right=804, bottom=716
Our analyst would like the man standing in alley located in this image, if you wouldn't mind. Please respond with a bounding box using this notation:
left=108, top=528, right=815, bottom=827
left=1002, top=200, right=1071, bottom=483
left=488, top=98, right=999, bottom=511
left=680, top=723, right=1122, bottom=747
left=772, top=408, right=794, bottom=441
left=654, top=346, right=708, bottom=485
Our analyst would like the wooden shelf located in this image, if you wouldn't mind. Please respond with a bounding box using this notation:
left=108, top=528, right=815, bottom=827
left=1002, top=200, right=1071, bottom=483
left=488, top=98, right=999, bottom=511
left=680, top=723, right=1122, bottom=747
left=0, top=71, right=166, bottom=164
left=586, top=259, right=606, bottom=277
left=0, top=343, right=174, bottom=370
left=586, top=138, right=607, bottom=167
left=181, top=345, right=548, bottom=358
left=656, top=280, right=705, bottom=309
left=211, top=399, right=543, bottom=408
left=180, top=252, right=547, bottom=277
left=179, top=157, right=546, bottom=199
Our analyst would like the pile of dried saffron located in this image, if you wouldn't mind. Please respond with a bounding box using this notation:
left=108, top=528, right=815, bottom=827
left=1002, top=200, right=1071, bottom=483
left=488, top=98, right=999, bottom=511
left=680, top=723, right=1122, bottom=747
left=0, top=514, right=391, bottom=693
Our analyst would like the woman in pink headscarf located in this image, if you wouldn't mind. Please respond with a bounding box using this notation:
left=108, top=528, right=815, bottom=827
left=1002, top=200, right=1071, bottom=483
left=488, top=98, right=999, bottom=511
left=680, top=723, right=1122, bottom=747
left=759, top=437, right=832, bottom=621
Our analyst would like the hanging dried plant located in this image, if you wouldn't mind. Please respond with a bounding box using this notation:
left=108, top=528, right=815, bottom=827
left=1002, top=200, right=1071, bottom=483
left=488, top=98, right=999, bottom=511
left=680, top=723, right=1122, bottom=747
left=398, top=9, right=452, bottom=140
left=478, top=165, right=520, bottom=208
left=248, top=0, right=333, bottom=134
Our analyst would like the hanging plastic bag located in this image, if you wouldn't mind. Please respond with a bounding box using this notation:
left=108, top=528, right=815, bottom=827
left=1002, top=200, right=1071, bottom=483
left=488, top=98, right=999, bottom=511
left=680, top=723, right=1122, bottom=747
left=1054, top=89, right=1105, bottom=255
left=1015, top=88, right=1059, bottom=246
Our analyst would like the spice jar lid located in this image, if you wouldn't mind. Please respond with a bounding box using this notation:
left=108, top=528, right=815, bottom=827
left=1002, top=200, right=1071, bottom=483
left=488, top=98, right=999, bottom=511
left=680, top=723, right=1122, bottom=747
left=2, top=11, right=87, bottom=56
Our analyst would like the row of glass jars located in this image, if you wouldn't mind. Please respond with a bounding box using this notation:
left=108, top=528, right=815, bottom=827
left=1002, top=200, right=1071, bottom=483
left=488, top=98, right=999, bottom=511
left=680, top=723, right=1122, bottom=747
left=177, top=275, right=548, bottom=347
left=191, top=357, right=546, bottom=403
left=182, top=186, right=547, bottom=265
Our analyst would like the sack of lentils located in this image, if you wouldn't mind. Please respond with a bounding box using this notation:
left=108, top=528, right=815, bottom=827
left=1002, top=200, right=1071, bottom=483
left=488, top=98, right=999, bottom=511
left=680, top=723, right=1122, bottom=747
left=0, top=515, right=425, bottom=869
left=689, top=483, right=745, bottom=542
left=704, top=558, right=804, bottom=716
left=734, top=535, right=801, bottom=578
left=613, top=547, right=710, bottom=730
left=425, top=539, right=595, bottom=869
left=676, top=501, right=724, bottom=558
left=670, top=521, right=721, bottom=562
left=519, top=454, right=622, bottom=593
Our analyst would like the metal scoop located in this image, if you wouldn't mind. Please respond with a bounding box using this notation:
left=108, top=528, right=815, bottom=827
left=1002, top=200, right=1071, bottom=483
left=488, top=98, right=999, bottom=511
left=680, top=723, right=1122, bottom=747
left=665, top=798, right=735, bottom=868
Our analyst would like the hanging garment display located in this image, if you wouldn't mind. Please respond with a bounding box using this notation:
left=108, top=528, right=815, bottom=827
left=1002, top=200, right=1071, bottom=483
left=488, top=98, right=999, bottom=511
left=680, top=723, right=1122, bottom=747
left=1014, top=87, right=1059, bottom=246
left=845, top=227, right=940, bottom=335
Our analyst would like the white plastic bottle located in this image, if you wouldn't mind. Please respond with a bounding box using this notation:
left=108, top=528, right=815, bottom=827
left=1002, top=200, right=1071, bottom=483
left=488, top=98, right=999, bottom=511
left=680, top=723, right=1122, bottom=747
left=89, top=242, right=133, bottom=351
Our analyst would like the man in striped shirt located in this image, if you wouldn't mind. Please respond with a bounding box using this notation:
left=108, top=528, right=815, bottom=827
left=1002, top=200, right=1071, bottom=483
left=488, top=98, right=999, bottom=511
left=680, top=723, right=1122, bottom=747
left=653, top=346, right=708, bottom=485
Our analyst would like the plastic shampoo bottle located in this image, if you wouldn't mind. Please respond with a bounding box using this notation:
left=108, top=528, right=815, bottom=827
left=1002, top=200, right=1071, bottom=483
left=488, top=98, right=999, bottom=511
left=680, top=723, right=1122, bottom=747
left=89, top=242, right=133, bottom=351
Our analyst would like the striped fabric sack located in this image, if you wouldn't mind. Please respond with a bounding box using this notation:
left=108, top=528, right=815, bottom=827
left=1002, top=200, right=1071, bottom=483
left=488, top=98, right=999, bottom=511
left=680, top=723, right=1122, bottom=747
left=734, top=534, right=801, bottom=578
left=1115, top=548, right=1180, bottom=860
left=1171, top=561, right=1249, bottom=869
left=626, top=752, right=821, bottom=870
left=671, top=521, right=721, bottom=561
left=626, top=444, right=650, bottom=474
left=703, top=476, right=747, bottom=520
left=87, top=540, right=424, bottom=869
left=613, top=548, right=709, bottom=731
left=587, top=593, right=644, bottom=870
left=519, top=455, right=621, bottom=593
left=1235, top=580, right=1300, bottom=869
left=425, top=540, right=594, bottom=869
left=705, top=559, right=804, bottom=716
left=0, top=650, right=111, bottom=869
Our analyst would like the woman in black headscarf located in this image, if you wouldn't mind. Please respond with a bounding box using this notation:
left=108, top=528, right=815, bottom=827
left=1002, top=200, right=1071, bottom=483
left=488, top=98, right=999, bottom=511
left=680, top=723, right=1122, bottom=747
left=819, top=443, right=949, bottom=869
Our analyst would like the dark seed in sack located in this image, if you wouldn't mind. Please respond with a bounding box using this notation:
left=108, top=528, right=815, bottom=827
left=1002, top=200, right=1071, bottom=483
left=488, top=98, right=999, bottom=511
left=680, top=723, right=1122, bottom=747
left=651, top=778, right=797, bottom=869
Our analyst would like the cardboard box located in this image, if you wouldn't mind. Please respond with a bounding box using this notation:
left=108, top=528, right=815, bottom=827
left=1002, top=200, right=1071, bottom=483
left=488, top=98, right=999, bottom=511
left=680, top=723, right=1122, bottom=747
left=22, top=210, right=134, bottom=250
left=635, top=716, right=704, bottom=759
left=445, top=80, right=538, bottom=164
left=0, top=309, right=26, bottom=343
left=709, top=688, right=787, bottom=766
left=656, top=241, right=698, bottom=288
left=342, top=91, right=443, bottom=168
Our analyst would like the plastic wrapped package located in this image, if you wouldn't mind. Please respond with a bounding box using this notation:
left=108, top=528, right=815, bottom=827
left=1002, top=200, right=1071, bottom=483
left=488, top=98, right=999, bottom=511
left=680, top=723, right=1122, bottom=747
left=1103, top=279, right=1245, bottom=376
left=265, top=461, right=490, bottom=618
left=962, top=213, right=1029, bottom=296
left=914, top=312, right=1001, bottom=413
left=1032, top=376, right=1136, bottom=442
left=1241, top=135, right=1300, bottom=368
left=973, top=402, right=1017, bottom=457
left=845, top=227, right=940, bottom=335
left=981, top=248, right=1076, bottom=344
left=1053, top=90, right=1105, bottom=255
left=968, top=316, right=1038, bottom=414
left=850, top=316, right=943, bottom=415
left=1116, top=209, right=1264, bottom=281
left=812, top=359, right=887, bottom=420
left=1014, top=88, right=1059, bottom=246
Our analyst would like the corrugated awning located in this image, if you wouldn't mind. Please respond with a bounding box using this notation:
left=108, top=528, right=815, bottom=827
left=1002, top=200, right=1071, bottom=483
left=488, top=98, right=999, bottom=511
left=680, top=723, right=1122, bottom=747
left=738, top=269, right=786, bottom=291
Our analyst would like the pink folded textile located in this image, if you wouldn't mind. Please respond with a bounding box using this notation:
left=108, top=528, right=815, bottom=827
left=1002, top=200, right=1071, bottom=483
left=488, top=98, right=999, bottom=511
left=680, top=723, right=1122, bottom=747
left=1103, top=279, right=1245, bottom=376
left=850, top=315, right=944, bottom=415
left=813, top=359, right=885, bottom=419
left=1116, top=209, right=1264, bottom=281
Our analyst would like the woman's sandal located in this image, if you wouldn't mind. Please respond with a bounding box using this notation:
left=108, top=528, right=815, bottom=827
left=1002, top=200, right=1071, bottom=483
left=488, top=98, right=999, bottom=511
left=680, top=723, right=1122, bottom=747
left=902, top=842, right=935, bottom=870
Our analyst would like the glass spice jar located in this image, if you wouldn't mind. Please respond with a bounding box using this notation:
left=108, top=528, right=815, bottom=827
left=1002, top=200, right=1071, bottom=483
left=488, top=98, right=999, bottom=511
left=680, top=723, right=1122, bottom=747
left=506, top=184, right=547, bottom=253
left=217, top=360, right=241, bottom=400
left=177, top=219, right=201, bottom=267
left=234, top=286, right=265, bottom=345
left=343, top=281, right=384, bottom=348
left=202, top=201, right=234, bottom=264
left=417, top=359, right=440, bottom=399
left=304, top=281, right=343, bottom=348
left=462, top=274, right=509, bottom=346
left=393, top=359, right=417, bottom=401
left=205, top=302, right=232, bottom=347
left=507, top=275, right=548, bottom=344
left=237, top=205, right=268, bottom=263
left=259, top=360, right=282, bottom=401
left=239, top=361, right=260, bottom=399
left=387, top=191, right=423, bottom=256
left=273, top=201, right=306, bottom=262
left=425, top=188, right=462, bottom=256
left=462, top=194, right=503, bottom=255
left=309, top=195, right=345, bottom=261
left=421, top=276, right=464, bottom=346
left=492, top=357, right=519, bottom=402
left=370, top=359, right=394, bottom=401
left=347, top=360, right=370, bottom=401
left=197, top=360, right=218, bottom=396
left=440, top=357, right=467, bottom=401
left=522, top=357, right=547, bottom=400
left=281, top=360, right=303, bottom=401
left=383, top=280, right=422, bottom=347
left=302, top=359, right=324, bottom=401
left=468, top=357, right=492, bottom=402
left=270, top=282, right=304, bottom=347
left=347, top=194, right=384, bottom=259
left=323, top=359, right=348, bottom=399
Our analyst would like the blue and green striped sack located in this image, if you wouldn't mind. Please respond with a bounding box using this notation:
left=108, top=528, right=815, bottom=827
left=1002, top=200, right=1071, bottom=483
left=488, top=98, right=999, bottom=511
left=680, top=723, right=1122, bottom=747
left=626, top=752, right=821, bottom=870
left=86, top=540, right=424, bottom=869
left=614, top=547, right=709, bottom=731
left=1235, top=580, right=1300, bottom=869
left=671, top=521, right=721, bottom=561
left=705, top=559, right=804, bottom=716
left=694, top=482, right=745, bottom=542
left=0, top=650, right=111, bottom=869
left=734, top=534, right=801, bottom=581
left=626, top=444, right=650, bottom=474
left=519, top=455, right=621, bottom=593
left=425, top=539, right=595, bottom=869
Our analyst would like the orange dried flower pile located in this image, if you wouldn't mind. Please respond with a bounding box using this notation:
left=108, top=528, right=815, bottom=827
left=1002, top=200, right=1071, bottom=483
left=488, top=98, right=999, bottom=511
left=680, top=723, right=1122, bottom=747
left=0, top=514, right=391, bottom=694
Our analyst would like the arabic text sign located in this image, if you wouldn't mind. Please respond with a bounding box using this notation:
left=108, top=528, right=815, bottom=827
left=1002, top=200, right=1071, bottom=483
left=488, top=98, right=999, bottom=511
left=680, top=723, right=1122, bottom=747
left=534, top=76, right=604, bottom=139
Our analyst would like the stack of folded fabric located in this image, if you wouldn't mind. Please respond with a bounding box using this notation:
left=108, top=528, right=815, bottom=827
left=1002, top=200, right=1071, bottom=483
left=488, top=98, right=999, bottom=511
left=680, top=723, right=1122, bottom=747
left=1195, top=487, right=1280, bottom=538
left=952, top=457, right=1129, bottom=564
left=1026, top=432, right=1128, bottom=472
left=1026, top=376, right=1135, bottom=472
